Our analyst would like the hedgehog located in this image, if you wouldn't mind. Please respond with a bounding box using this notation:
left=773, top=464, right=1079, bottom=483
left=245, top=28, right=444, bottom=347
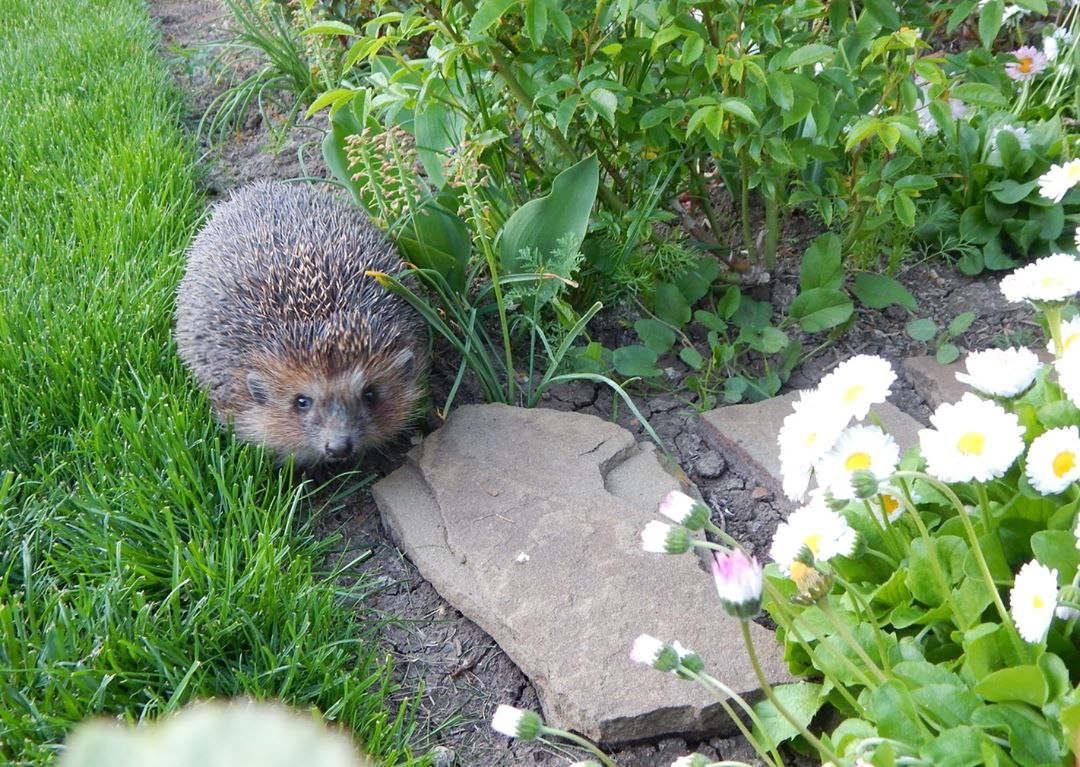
left=174, top=181, right=427, bottom=467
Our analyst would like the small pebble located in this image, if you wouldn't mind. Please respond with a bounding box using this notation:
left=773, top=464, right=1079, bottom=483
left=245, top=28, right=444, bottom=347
left=430, top=745, right=456, bottom=767
left=750, top=486, right=772, bottom=501
left=694, top=452, right=726, bottom=479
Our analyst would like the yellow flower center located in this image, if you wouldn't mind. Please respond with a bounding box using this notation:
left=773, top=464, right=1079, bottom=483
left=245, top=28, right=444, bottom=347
left=804, top=431, right=818, bottom=448
left=845, top=452, right=872, bottom=471
left=1018, top=57, right=1033, bottom=73
left=1041, top=275, right=1064, bottom=289
left=804, top=533, right=822, bottom=554
left=957, top=432, right=986, bottom=456
left=882, top=494, right=900, bottom=514
left=1064, top=332, right=1080, bottom=352
left=843, top=384, right=864, bottom=403
left=1052, top=450, right=1076, bottom=478
left=1033, top=595, right=1045, bottom=609
left=789, top=560, right=811, bottom=583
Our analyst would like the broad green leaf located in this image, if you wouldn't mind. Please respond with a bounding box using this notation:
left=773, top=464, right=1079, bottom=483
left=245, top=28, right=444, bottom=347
left=654, top=282, right=691, bottom=327
left=978, top=0, right=1003, bottom=48
left=951, top=82, right=1007, bottom=109
left=470, top=0, right=519, bottom=34
left=974, top=666, right=1049, bottom=707
left=634, top=318, right=676, bottom=354
left=937, top=342, right=960, bottom=364
left=414, top=95, right=465, bottom=188
left=675, top=257, right=720, bottom=303
left=947, top=311, right=975, bottom=335
left=906, top=317, right=937, bottom=341
left=870, top=680, right=921, bottom=742
left=799, top=233, right=844, bottom=291
left=851, top=273, right=918, bottom=311
left=1031, top=530, right=1080, bottom=578
left=720, top=97, right=758, bottom=126
left=302, top=20, right=355, bottom=35
left=766, top=71, right=794, bottom=110
left=499, top=154, right=598, bottom=273
left=586, top=87, right=617, bottom=126
left=396, top=198, right=471, bottom=292
left=680, top=346, right=704, bottom=369
left=613, top=345, right=662, bottom=377
left=306, top=88, right=357, bottom=118
left=988, top=178, right=1038, bottom=204
left=788, top=288, right=853, bottom=332
left=751, top=683, right=823, bottom=750
left=972, top=703, right=1060, bottom=767
left=782, top=43, right=836, bottom=69
left=893, top=193, right=916, bottom=227
left=525, top=0, right=548, bottom=44
left=922, top=726, right=994, bottom=767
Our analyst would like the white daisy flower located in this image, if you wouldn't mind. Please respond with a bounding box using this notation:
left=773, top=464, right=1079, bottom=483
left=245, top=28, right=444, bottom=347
left=1010, top=560, right=1059, bottom=643
left=672, top=756, right=709, bottom=767
left=630, top=634, right=678, bottom=670
left=868, top=483, right=916, bottom=523
left=816, top=425, right=900, bottom=501
left=955, top=347, right=1042, bottom=398
left=658, top=490, right=708, bottom=529
left=1048, top=317, right=1080, bottom=358
left=1056, top=352, right=1080, bottom=407
left=778, top=391, right=850, bottom=500
left=1025, top=426, right=1080, bottom=495
left=1000, top=253, right=1080, bottom=304
left=1043, top=27, right=1072, bottom=62
left=769, top=499, right=858, bottom=575
left=816, top=355, right=897, bottom=420
left=987, top=124, right=1032, bottom=164
left=1037, top=159, right=1080, bottom=204
left=641, top=520, right=691, bottom=554
left=918, top=393, right=1026, bottom=483
left=491, top=705, right=543, bottom=740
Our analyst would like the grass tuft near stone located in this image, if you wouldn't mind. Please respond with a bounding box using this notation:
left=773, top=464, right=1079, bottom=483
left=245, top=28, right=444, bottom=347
left=0, top=1, right=421, bottom=763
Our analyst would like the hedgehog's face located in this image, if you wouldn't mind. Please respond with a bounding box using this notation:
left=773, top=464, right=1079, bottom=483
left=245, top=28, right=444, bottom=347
left=235, top=348, right=422, bottom=467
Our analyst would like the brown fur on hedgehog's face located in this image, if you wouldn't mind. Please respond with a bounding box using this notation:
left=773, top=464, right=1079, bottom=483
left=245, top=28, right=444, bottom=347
left=231, top=349, right=421, bottom=467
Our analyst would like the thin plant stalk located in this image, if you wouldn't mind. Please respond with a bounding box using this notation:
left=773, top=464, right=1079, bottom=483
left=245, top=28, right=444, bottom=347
left=817, top=598, right=889, bottom=686
left=738, top=620, right=841, bottom=763
left=686, top=670, right=785, bottom=767
left=540, top=728, right=616, bottom=767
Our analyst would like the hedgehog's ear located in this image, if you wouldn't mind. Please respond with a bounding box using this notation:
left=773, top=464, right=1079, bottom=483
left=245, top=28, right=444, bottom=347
left=247, top=372, right=271, bottom=405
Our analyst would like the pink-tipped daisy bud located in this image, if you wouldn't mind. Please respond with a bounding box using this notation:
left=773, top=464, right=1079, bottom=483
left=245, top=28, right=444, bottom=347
left=658, top=490, right=709, bottom=530
left=711, top=550, right=764, bottom=619
left=641, top=520, right=691, bottom=554
left=491, top=704, right=543, bottom=740
left=671, top=640, right=705, bottom=674
left=630, top=634, right=679, bottom=671
left=672, top=756, right=711, bottom=767
left=850, top=468, right=880, bottom=500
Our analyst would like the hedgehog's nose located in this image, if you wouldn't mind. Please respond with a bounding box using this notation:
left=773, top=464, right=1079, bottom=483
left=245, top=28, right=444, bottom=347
left=325, top=437, right=354, bottom=460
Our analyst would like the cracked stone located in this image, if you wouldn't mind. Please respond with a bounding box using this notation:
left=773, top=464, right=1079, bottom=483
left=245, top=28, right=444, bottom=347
left=373, top=404, right=791, bottom=744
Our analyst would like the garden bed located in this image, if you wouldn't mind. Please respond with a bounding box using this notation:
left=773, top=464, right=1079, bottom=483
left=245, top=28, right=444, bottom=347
left=148, top=1, right=1074, bottom=765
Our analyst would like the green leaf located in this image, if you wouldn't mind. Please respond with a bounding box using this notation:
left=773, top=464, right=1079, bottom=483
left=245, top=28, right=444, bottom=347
left=799, top=233, right=844, bottom=291
left=893, top=193, right=916, bottom=227
left=634, top=318, right=676, bottom=354
left=972, top=703, right=1060, bottom=767
left=499, top=154, right=598, bottom=273
left=470, top=0, right=519, bottom=34
left=866, top=0, right=901, bottom=27
left=788, top=288, right=854, bottom=332
left=654, top=282, right=691, bottom=327
left=766, top=71, right=795, bottom=110
left=978, top=0, right=1003, bottom=48
left=720, top=97, right=758, bottom=126
left=870, top=680, right=922, bottom=742
left=958, top=205, right=1000, bottom=244
left=680, top=346, right=704, bottom=369
left=395, top=197, right=471, bottom=293
left=305, top=88, right=357, bottom=118
left=676, top=257, right=721, bottom=304
left=782, top=43, right=836, bottom=69
left=922, top=726, right=995, bottom=767
left=937, top=343, right=960, bottom=365
left=987, top=178, right=1038, bottom=204
left=1031, top=530, right=1080, bottom=578
left=951, top=82, right=1007, bottom=109
left=414, top=96, right=465, bottom=188
left=612, top=345, right=662, bottom=377
left=906, top=317, right=937, bottom=341
left=302, top=20, right=355, bottom=35
left=851, top=273, right=918, bottom=311
left=524, top=0, right=548, bottom=44
left=742, top=325, right=789, bottom=354
left=586, top=87, right=617, bottom=126
left=751, top=683, right=823, bottom=750
left=974, top=666, right=1049, bottom=707
left=947, top=311, right=975, bottom=336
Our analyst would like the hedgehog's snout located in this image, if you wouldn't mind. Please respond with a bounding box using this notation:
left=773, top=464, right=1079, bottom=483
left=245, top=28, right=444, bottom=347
left=323, top=434, right=355, bottom=461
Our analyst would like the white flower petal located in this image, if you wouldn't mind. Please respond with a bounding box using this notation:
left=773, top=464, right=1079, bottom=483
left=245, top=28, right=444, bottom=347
left=919, top=393, right=1025, bottom=483
left=1010, top=560, right=1059, bottom=643
left=955, top=347, right=1042, bottom=397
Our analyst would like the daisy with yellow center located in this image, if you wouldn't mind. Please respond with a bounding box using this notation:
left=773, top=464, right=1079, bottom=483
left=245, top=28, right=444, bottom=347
left=817, top=425, right=900, bottom=501
left=1009, top=560, right=1059, bottom=643
left=778, top=389, right=850, bottom=501
left=816, top=354, right=897, bottom=420
left=1037, top=159, right=1080, bottom=204
left=769, top=498, right=857, bottom=575
left=1005, top=46, right=1048, bottom=82
left=955, top=347, right=1042, bottom=398
left=1000, top=253, right=1080, bottom=304
left=918, top=393, right=1025, bottom=483
left=1025, top=426, right=1080, bottom=495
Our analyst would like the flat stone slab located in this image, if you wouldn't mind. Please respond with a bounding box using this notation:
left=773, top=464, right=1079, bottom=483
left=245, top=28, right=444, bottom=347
left=373, top=404, right=791, bottom=744
left=699, top=392, right=924, bottom=502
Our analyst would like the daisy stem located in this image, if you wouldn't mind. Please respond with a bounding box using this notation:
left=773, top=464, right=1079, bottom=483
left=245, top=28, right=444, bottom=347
left=832, top=573, right=892, bottom=674
left=817, top=597, right=889, bottom=685
left=1045, top=305, right=1065, bottom=363
left=974, top=482, right=995, bottom=535
left=686, top=669, right=786, bottom=767
left=539, top=728, right=616, bottom=767
left=862, top=499, right=904, bottom=561
left=893, top=471, right=1029, bottom=661
left=878, top=497, right=911, bottom=557
left=893, top=484, right=971, bottom=631
left=739, top=619, right=841, bottom=763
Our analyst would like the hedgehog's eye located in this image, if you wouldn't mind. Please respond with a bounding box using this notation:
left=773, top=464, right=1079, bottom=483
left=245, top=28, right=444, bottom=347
left=294, top=395, right=313, bottom=411
left=362, top=386, right=377, bottom=406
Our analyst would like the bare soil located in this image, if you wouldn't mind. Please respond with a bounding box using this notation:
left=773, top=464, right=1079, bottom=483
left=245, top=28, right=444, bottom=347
left=148, top=4, right=1037, bottom=765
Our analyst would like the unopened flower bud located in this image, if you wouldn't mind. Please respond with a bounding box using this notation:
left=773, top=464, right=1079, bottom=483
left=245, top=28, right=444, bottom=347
left=491, top=704, right=543, bottom=740
left=851, top=468, right=880, bottom=499
left=789, top=561, right=833, bottom=605
left=630, top=634, right=679, bottom=671
left=658, top=490, right=710, bottom=530
left=641, top=521, right=692, bottom=554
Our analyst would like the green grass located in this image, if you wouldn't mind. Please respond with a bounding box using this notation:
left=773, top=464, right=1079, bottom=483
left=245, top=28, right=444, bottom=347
left=0, top=1, right=424, bottom=763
